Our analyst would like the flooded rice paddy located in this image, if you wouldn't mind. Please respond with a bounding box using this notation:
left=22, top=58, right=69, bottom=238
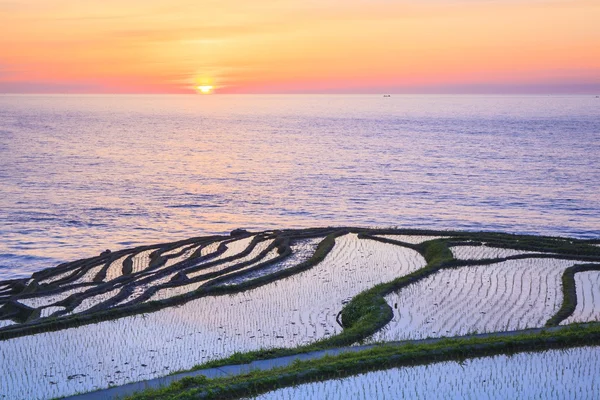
left=0, top=229, right=598, bottom=399
left=248, top=346, right=600, bottom=400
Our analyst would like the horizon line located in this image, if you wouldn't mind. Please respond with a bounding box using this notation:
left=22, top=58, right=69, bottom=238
left=2, top=92, right=599, bottom=96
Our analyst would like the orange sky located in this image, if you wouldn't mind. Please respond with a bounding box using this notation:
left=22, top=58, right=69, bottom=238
left=1, top=0, right=599, bottom=93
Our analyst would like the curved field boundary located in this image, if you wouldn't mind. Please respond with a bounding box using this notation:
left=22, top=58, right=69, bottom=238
left=0, top=234, right=262, bottom=324
left=371, top=258, right=574, bottom=341
left=365, top=228, right=600, bottom=257
left=0, top=229, right=343, bottom=340
left=339, top=233, right=600, bottom=347
left=99, top=323, right=600, bottom=400
left=3, top=228, right=600, bottom=400
left=84, top=235, right=276, bottom=310
left=3, top=236, right=224, bottom=304
left=1, top=228, right=599, bottom=341
left=336, top=235, right=454, bottom=345
left=546, top=263, right=600, bottom=326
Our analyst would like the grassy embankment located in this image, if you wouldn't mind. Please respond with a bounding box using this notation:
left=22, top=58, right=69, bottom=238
left=127, top=323, right=600, bottom=400
left=4, top=228, right=600, bottom=399
left=124, top=231, right=600, bottom=399
left=0, top=228, right=340, bottom=340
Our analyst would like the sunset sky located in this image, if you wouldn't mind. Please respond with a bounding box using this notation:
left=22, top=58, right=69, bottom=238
left=1, top=0, right=599, bottom=94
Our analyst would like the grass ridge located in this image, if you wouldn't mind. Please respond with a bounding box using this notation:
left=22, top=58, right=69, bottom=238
left=126, top=323, right=600, bottom=400
left=546, top=263, right=600, bottom=326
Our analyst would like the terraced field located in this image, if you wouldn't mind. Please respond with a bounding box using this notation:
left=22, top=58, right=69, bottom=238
left=562, top=271, right=600, bottom=325
left=370, top=258, right=573, bottom=341
left=1, top=228, right=599, bottom=400
left=248, top=346, right=600, bottom=400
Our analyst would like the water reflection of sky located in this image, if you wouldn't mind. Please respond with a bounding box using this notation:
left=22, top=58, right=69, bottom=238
left=1, top=94, right=599, bottom=277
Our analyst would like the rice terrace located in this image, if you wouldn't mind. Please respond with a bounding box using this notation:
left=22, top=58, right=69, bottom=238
left=1, top=227, right=599, bottom=399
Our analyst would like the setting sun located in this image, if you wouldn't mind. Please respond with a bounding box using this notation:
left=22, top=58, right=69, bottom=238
left=1, top=0, right=598, bottom=94
left=196, top=85, right=214, bottom=94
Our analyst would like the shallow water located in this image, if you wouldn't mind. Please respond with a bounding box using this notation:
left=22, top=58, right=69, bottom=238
left=370, top=257, right=571, bottom=342
left=1, top=94, right=599, bottom=279
left=0, top=235, right=426, bottom=399
left=249, top=346, right=600, bottom=400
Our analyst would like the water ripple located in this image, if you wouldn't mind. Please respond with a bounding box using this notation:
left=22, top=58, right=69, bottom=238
left=1, top=94, right=599, bottom=278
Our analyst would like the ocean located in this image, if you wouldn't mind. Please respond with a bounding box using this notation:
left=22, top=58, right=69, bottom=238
left=1, top=94, right=599, bottom=279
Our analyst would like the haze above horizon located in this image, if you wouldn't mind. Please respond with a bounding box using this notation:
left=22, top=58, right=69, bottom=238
left=1, top=0, right=599, bottom=94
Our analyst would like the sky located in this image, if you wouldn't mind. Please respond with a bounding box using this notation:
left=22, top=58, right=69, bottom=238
left=0, top=0, right=599, bottom=94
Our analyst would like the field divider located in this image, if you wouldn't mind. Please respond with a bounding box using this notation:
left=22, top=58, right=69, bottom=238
left=0, top=231, right=344, bottom=340
left=546, top=263, right=600, bottom=326
left=2, top=228, right=600, bottom=342
left=332, top=236, right=455, bottom=347
left=70, top=323, right=600, bottom=400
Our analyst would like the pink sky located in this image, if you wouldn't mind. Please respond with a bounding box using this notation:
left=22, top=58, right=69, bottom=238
left=1, top=0, right=599, bottom=94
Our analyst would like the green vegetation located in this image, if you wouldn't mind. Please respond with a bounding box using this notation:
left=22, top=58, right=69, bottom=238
left=136, top=229, right=600, bottom=375
left=2, top=227, right=600, bottom=399
left=546, top=263, right=600, bottom=326
left=338, top=237, right=454, bottom=343
left=184, top=236, right=456, bottom=370
left=0, top=229, right=339, bottom=340
left=126, top=323, right=600, bottom=400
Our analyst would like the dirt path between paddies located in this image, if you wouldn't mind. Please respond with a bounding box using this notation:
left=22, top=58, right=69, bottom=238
left=64, top=324, right=589, bottom=400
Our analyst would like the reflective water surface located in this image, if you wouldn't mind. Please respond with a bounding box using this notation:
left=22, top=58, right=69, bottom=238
left=249, top=346, right=600, bottom=400
left=1, top=94, right=599, bottom=278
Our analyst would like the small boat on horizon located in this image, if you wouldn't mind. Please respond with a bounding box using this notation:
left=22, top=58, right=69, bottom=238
left=383, top=94, right=391, bottom=97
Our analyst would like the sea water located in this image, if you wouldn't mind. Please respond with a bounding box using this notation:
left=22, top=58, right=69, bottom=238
left=1, top=94, right=599, bottom=279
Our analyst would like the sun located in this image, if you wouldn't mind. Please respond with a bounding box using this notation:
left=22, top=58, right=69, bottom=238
left=196, top=85, right=214, bottom=94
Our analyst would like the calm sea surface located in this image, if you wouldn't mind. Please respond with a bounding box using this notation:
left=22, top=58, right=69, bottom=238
left=1, top=94, right=599, bottom=279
